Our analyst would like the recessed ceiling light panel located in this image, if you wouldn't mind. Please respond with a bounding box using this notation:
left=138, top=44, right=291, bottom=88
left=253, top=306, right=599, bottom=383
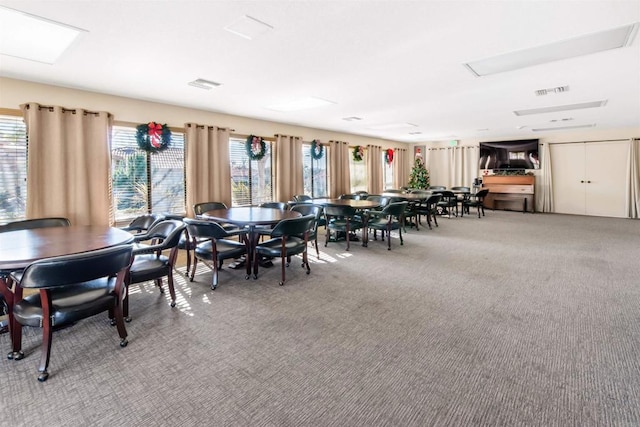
left=224, top=15, right=273, bottom=40
left=514, top=100, right=607, bottom=116
left=367, top=123, right=418, bottom=130
left=464, top=23, right=638, bottom=76
left=0, top=5, right=86, bottom=64
left=188, top=79, right=221, bottom=90
left=532, top=124, right=596, bottom=132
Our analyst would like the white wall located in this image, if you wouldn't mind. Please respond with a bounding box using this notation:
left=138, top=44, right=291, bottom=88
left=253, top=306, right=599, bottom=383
left=0, top=77, right=407, bottom=150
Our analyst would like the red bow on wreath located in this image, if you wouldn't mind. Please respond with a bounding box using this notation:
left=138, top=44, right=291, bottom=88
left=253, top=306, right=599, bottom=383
left=148, top=122, right=163, bottom=148
left=386, top=148, right=394, bottom=164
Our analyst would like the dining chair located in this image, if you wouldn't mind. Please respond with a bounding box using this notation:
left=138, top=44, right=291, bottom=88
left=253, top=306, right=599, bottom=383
left=183, top=218, right=248, bottom=289
left=293, top=194, right=312, bottom=202
left=415, top=194, right=442, bottom=229
left=290, top=204, right=323, bottom=259
left=119, top=213, right=164, bottom=234
left=124, top=219, right=186, bottom=320
left=436, top=190, right=459, bottom=218
left=253, top=214, right=315, bottom=285
left=428, top=186, right=446, bottom=191
left=9, top=244, right=133, bottom=381
left=366, top=201, right=408, bottom=250
left=259, top=201, right=288, bottom=210
left=324, top=205, right=363, bottom=251
left=0, top=217, right=70, bottom=232
left=462, top=189, right=489, bottom=218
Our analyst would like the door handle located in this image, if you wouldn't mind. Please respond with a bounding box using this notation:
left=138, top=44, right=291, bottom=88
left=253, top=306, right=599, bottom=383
left=587, top=180, right=591, bottom=183
left=580, top=180, right=584, bottom=183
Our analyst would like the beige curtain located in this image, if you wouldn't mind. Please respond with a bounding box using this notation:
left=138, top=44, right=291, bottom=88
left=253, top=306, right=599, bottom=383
left=540, top=142, right=554, bottom=213
left=627, top=138, right=640, bottom=218
left=427, top=147, right=450, bottom=187
left=20, top=103, right=113, bottom=226
left=392, top=147, right=409, bottom=189
left=185, top=123, right=231, bottom=217
left=274, top=134, right=303, bottom=202
left=329, top=140, right=351, bottom=197
left=451, top=145, right=479, bottom=188
left=366, top=144, right=383, bottom=194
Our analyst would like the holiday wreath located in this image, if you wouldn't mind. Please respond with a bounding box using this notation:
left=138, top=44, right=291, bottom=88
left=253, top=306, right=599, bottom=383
left=353, top=145, right=364, bottom=162
left=246, top=135, right=266, bottom=160
left=310, top=140, right=324, bottom=160
left=385, top=148, right=394, bottom=164
left=136, top=122, right=171, bottom=153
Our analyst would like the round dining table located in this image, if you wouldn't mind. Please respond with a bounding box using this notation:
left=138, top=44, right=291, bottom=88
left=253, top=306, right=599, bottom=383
left=200, top=207, right=301, bottom=278
left=0, top=225, right=135, bottom=359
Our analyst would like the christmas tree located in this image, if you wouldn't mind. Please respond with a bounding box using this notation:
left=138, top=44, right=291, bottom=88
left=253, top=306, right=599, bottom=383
left=408, top=156, right=430, bottom=189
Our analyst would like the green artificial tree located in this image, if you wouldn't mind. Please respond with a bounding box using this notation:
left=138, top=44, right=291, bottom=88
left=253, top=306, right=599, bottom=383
left=408, top=157, right=430, bottom=189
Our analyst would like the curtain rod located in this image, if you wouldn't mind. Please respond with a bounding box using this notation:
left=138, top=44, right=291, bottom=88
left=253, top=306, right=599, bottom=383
left=24, top=103, right=106, bottom=117
left=185, top=123, right=234, bottom=132
left=545, top=138, right=634, bottom=145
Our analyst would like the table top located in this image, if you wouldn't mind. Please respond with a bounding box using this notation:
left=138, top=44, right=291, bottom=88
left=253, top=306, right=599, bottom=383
left=0, top=225, right=135, bottom=271
left=201, top=206, right=301, bottom=227
left=312, top=198, right=380, bottom=209
left=381, top=192, right=431, bottom=200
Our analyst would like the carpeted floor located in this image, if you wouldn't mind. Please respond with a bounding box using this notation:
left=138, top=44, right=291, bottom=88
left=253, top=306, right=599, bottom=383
left=1, top=211, right=639, bottom=426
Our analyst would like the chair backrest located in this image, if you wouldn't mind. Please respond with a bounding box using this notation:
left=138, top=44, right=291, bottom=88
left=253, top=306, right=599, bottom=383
left=0, top=217, right=70, bottom=232
left=121, top=214, right=164, bottom=233
left=474, top=189, right=490, bottom=199
left=451, top=186, right=470, bottom=192
left=259, top=202, right=288, bottom=210
left=429, top=186, right=446, bottom=191
left=194, top=202, right=228, bottom=216
left=183, top=218, right=233, bottom=240
left=339, top=194, right=359, bottom=200
left=139, top=219, right=186, bottom=249
left=425, top=194, right=443, bottom=205
left=270, top=214, right=316, bottom=238
left=18, top=245, right=133, bottom=289
left=439, top=190, right=456, bottom=199
left=293, top=194, right=312, bottom=202
left=365, top=195, right=390, bottom=207
left=383, top=189, right=403, bottom=194
left=290, top=204, right=323, bottom=233
left=324, top=205, right=358, bottom=218
left=382, top=201, right=408, bottom=217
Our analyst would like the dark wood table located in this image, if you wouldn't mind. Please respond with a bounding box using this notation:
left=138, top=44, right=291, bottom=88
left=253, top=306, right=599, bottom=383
left=200, top=207, right=301, bottom=278
left=0, top=226, right=135, bottom=359
left=312, top=198, right=381, bottom=246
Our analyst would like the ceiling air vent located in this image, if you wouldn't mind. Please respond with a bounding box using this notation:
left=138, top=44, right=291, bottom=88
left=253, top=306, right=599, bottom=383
left=188, top=79, right=221, bottom=90
left=535, top=85, right=569, bottom=96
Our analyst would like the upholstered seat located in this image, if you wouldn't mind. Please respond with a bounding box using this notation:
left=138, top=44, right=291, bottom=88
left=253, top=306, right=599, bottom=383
left=366, top=201, right=408, bottom=250
left=462, top=189, right=489, bottom=218
left=253, top=214, right=315, bottom=285
left=324, top=205, right=363, bottom=251
left=289, top=204, right=323, bottom=259
left=10, top=245, right=133, bottom=381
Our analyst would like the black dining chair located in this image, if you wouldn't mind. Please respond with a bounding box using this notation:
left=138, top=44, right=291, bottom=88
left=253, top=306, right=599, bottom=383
left=125, top=219, right=185, bottom=320
left=290, top=204, right=324, bottom=259
left=415, top=194, right=442, bottom=229
left=259, top=201, right=288, bottom=210
left=366, top=201, right=408, bottom=250
left=253, top=214, right=315, bottom=285
left=0, top=217, right=70, bottom=232
left=436, top=190, right=459, bottom=218
left=119, top=214, right=164, bottom=234
left=462, top=189, right=489, bottom=218
left=183, top=218, right=248, bottom=289
left=9, top=244, right=133, bottom=381
left=324, top=205, right=363, bottom=251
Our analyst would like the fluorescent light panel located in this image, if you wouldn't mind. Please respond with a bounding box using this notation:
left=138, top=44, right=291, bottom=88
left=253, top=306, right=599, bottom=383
left=224, top=15, right=273, bottom=40
left=532, top=124, right=596, bottom=132
left=514, top=100, right=607, bottom=116
left=265, top=97, right=335, bottom=112
left=0, top=5, right=85, bottom=64
left=367, top=123, right=418, bottom=130
left=188, top=79, right=221, bottom=90
left=464, top=23, right=638, bottom=76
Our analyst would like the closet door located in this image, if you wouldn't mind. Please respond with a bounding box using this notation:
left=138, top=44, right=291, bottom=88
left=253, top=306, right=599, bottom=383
left=551, top=143, right=586, bottom=215
left=584, top=141, right=628, bottom=217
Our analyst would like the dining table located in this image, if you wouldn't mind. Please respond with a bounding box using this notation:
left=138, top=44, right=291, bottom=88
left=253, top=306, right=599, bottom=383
left=312, top=198, right=381, bottom=247
left=199, top=206, right=302, bottom=278
left=0, top=225, right=135, bottom=360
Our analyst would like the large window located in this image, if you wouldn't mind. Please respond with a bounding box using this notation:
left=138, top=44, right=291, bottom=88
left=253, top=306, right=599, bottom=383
left=0, top=115, right=27, bottom=223
left=349, top=148, right=367, bottom=193
left=111, top=126, right=185, bottom=222
left=302, top=143, right=328, bottom=197
left=229, top=137, right=273, bottom=206
left=383, top=152, right=394, bottom=189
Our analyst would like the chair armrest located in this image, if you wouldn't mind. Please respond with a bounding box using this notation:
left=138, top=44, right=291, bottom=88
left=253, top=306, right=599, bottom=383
left=132, top=242, right=165, bottom=255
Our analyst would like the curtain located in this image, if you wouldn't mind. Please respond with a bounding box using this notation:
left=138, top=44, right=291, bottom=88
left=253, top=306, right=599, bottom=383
left=185, top=123, right=231, bottom=217
left=329, top=140, right=350, bottom=197
left=427, top=148, right=451, bottom=188
left=274, top=134, right=303, bottom=202
left=451, top=145, right=479, bottom=188
left=540, top=142, right=553, bottom=212
left=366, top=144, right=383, bottom=194
left=393, top=147, right=409, bottom=189
left=20, top=103, right=113, bottom=226
left=627, top=138, right=640, bottom=218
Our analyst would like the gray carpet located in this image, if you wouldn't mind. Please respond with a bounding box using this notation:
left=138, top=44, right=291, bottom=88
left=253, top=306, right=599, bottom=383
left=1, top=211, right=639, bottom=426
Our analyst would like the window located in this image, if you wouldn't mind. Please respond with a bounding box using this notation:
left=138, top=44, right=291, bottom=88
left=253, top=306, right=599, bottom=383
left=302, top=143, right=328, bottom=197
left=229, top=137, right=273, bottom=206
left=0, top=115, right=27, bottom=222
left=382, top=152, right=394, bottom=189
left=111, top=126, right=185, bottom=222
left=349, top=148, right=367, bottom=193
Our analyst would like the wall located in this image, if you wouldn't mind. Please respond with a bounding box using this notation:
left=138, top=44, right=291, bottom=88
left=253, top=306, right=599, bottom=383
left=0, top=77, right=406, bottom=150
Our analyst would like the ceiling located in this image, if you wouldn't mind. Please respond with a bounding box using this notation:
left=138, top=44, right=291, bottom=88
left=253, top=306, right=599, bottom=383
left=1, top=0, right=639, bottom=143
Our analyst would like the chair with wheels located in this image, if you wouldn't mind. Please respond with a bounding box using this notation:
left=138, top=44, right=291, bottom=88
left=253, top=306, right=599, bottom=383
left=290, top=204, right=323, bottom=259
left=253, top=214, right=316, bottom=286
left=183, top=218, right=248, bottom=289
left=124, top=219, right=186, bottom=320
left=259, top=202, right=288, bottom=210
left=462, top=189, right=489, bottom=218
left=366, top=201, right=408, bottom=250
left=324, top=205, right=364, bottom=251
left=119, top=214, right=164, bottom=234
left=9, top=244, right=133, bottom=381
